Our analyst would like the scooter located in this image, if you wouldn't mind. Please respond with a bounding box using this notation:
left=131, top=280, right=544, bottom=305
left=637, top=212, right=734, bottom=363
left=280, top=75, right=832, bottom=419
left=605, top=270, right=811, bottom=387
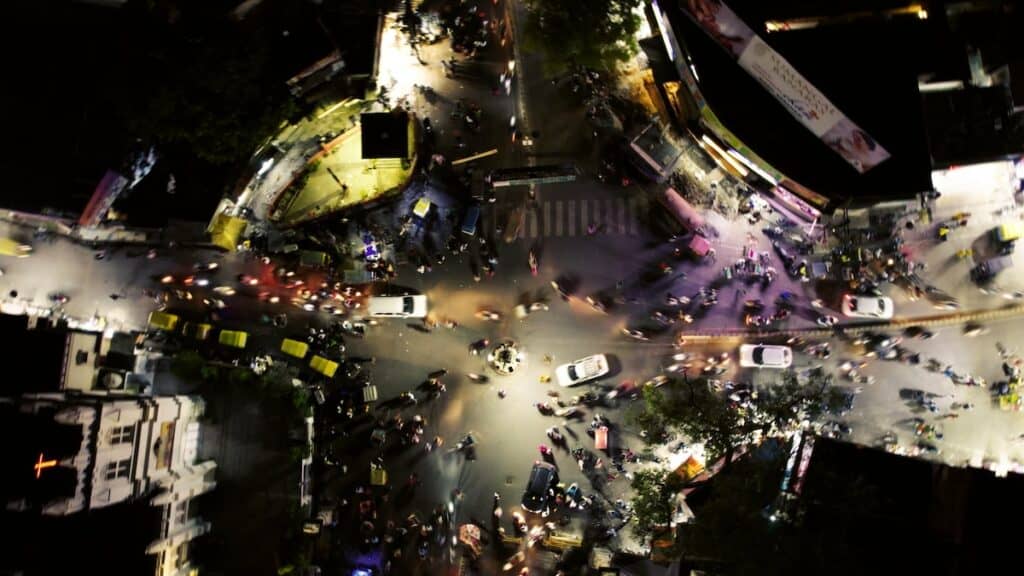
left=529, top=251, right=538, bottom=276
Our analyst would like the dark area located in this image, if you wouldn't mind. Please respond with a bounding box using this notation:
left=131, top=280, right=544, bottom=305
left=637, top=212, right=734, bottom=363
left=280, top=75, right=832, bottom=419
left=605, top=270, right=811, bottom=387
left=360, top=111, right=411, bottom=159
left=0, top=499, right=162, bottom=576
left=0, top=314, right=65, bottom=394
left=681, top=437, right=1024, bottom=575
left=0, top=0, right=381, bottom=223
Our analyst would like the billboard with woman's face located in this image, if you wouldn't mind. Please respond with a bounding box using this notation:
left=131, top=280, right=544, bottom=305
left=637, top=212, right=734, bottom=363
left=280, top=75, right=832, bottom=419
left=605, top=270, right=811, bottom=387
left=679, top=0, right=890, bottom=173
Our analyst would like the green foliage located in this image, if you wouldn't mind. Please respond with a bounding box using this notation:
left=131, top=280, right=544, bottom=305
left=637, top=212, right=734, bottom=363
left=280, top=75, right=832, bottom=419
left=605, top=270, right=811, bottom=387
left=629, top=468, right=685, bottom=540
left=522, top=0, right=642, bottom=75
left=637, top=371, right=843, bottom=464
left=171, top=350, right=205, bottom=382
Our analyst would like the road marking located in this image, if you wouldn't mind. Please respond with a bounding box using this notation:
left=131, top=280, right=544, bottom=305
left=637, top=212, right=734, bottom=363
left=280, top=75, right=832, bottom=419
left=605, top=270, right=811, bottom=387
left=629, top=197, right=640, bottom=235
left=543, top=201, right=552, bottom=236
left=581, top=196, right=589, bottom=233
left=567, top=200, right=576, bottom=237
left=555, top=201, right=564, bottom=237
left=617, top=198, right=627, bottom=234
left=526, top=209, right=538, bottom=238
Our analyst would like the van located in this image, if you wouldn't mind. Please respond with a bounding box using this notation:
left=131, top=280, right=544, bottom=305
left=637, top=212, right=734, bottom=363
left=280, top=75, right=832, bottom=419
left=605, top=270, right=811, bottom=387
left=148, top=311, right=180, bottom=332
left=461, top=204, right=481, bottom=236
left=182, top=322, right=212, bottom=340
left=281, top=338, right=310, bottom=359
left=218, top=330, right=249, bottom=349
left=367, top=295, right=428, bottom=318
left=971, top=255, right=1013, bottom=282
left=310, top=355, right=339, bottom=378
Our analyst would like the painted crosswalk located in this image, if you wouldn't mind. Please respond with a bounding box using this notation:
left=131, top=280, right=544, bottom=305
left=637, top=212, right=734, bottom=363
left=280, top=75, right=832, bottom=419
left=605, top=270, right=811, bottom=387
left=515, top=197, right=644, bottom=239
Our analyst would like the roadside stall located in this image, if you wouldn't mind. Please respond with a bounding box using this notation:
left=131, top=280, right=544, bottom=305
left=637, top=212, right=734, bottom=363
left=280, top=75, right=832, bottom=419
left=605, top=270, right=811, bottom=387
left=688, top=234, right=711, bottom=259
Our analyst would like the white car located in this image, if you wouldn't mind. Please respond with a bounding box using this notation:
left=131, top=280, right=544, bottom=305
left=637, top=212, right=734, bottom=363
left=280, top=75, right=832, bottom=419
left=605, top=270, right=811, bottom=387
left=555, top=354, right=610, bottom=387
left=367, top=295, right=429, bottom=318
left=739, top=344, right=792, bottom=369
left=841, top=295, right=894, bottom=319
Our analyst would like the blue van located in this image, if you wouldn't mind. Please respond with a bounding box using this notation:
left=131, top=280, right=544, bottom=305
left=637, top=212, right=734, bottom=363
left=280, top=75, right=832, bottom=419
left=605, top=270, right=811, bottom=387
left=461, top=205, right=481, bottom=236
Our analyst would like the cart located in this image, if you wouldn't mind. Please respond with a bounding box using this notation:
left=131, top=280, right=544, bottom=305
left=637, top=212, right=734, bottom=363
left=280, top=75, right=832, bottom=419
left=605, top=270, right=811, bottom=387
left=688, top=234, right=710, bottom=258
left=362, top=385, right=379, bottom=404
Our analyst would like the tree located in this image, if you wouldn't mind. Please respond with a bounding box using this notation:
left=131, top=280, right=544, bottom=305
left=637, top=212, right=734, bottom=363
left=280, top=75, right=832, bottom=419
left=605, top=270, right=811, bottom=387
left=171, top=350, right=205, bottom=382
left=635, top=371, right=845, bottom=465
left=108, top=3, right=300, bottom=166
left=630, top=468, right=685, bottom=540
left=522, top=0, right=642, bottom=75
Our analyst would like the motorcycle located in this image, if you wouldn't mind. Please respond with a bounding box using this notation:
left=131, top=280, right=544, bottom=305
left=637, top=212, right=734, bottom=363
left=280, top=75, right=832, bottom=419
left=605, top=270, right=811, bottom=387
left=469, top=338, right=490, bottom=355
left=475, top=310, right=501, bottom=321
left=528, top=251, right=538, bottom=276
left=743, top=299, right=765, bottom=312
left=817, top=315, right=839, bottom=328
left=466, top=372, right=489, bottom=383
left=454, top=434, right=476, bottom=451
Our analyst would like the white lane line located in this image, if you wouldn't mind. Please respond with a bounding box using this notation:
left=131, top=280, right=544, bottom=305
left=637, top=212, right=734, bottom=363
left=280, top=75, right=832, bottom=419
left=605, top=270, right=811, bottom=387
left=567, top=200, right=576, bottom=237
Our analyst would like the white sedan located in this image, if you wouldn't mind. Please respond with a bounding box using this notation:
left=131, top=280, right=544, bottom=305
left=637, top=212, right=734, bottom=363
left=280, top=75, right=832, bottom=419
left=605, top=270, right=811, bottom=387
left=841, top=295, right=894, bottom=319
left=739, top=344, right=792, bottom=369
left=555, top=354, right=610, bottom=387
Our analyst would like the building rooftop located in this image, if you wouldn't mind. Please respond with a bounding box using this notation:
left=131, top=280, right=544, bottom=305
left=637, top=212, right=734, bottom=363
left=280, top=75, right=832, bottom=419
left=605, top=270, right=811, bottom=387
left=798, top=438, right=1024, bottom=574
left=668, top=2, right=934, bottom=205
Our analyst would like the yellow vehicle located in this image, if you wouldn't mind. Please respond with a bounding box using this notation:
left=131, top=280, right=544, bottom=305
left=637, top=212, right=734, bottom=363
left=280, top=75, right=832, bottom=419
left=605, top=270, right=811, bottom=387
left=148, top=311, right=180, bottom=331
left=181, top=322, right=212, bottom=340
left=281, top=338, right=310, bottom=359
left=0, top=237, right=32, bottom=258
left=309, top=355, right=339, bottom=378
left=218, top=330, right=249, bottom=349
left=995, top=221, right=1023, bottom=243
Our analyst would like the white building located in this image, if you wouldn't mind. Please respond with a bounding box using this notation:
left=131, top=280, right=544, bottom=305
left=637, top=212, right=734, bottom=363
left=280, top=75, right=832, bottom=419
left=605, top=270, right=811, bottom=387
left=5, top=393, right=216, bottom=576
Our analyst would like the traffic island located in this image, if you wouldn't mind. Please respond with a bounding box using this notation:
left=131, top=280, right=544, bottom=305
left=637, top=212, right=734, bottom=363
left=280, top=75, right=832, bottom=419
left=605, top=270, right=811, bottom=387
left=488, top=341, right=524, bottom=375
left=272, top=111, right=417, bottom=226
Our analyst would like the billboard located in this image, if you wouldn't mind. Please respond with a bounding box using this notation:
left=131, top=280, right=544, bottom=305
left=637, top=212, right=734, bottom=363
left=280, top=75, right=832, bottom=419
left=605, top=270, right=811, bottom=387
left=680, top=0, right=890, bottom=173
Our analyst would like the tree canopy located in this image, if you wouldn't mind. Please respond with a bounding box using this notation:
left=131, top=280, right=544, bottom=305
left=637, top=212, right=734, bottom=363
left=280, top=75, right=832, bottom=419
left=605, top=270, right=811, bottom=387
left=630, top=468, right=686, bottom=540
left=522, top=0, right=642, bottom=75
left=634, top=370, right=842, bottom=464
left=104, top=3, right=300, bottom=166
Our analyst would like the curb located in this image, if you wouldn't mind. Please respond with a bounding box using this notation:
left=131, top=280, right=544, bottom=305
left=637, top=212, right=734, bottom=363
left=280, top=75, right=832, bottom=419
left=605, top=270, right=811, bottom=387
left=677, top=304, right=1024, bottom=342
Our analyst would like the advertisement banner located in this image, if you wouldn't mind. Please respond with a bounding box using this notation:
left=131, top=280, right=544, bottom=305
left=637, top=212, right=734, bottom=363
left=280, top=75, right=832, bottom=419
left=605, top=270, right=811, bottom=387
left=737, top=36, right=842, bottom=136
left=679, top=0, right=890, bottom=173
